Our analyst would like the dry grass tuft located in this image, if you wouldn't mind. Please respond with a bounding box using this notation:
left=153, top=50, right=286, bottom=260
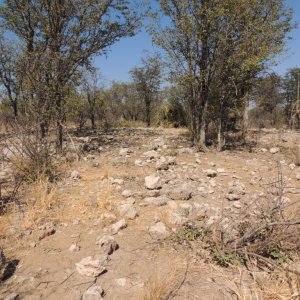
left=143, top=259, right=188, bottom=300
left=21, top=179, right=60, bottom=229
left=143, top=270, right=178, bottom=300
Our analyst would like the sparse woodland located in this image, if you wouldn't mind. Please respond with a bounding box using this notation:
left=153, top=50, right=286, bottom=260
left=0, top=1, right=300, bottom=300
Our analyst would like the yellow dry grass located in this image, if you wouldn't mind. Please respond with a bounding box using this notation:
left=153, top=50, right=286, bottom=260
left=21, top=179, right=60, bottom=229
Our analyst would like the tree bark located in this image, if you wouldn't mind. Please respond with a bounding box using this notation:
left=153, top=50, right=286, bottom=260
left=55, top=92, right=63, bottom=151
left=242, top=91, right=250, bottom=145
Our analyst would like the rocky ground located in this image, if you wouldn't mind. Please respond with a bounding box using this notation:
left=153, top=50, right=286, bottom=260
left=0, top=127, right=300, bottom=300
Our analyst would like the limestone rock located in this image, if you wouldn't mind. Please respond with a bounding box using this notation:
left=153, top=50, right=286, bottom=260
left=149, top=222, right=169, bottom=237
left=167, top=184, right=192, bottom=201
left=143, top=196, right=169, bottom=206
left=270, top=147, right=280, bottom=154
left=145, top=175, right=161, bottom=190
left=70, top=170, right=81, bottom=180
left=76, top=255, right=108, bottom=277
left=82, top=285, right=104, bottom=300
left=111, top=219, right=127, bottom=234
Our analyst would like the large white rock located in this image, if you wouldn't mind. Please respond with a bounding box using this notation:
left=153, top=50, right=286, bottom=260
left=76, top=255, right=108, bottom=277
left=145, top=175, right=161, bottom=190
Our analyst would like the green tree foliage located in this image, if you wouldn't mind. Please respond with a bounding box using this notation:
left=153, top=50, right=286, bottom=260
left=0, top=0, right=141, bottom=149
left=151, top=0, right=293, bottom=150
left=130, top=55, right=161, bottom=127
left=282, top=68, right=300, bottom=128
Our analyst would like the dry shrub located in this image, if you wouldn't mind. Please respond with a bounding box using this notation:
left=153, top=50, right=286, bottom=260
left=2, top=122, right=60, bottom=184
left=21, top=179, right=60, bottom=229
left=143, top=260, right=187, bottom=300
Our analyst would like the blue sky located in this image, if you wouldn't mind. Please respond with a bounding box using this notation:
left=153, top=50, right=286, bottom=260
left=95, top=0, right=300, bottom=85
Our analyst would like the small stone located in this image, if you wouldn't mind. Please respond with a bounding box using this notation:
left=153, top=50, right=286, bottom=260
left=112, top=179, right=125, bottom=185
left=226, top=194, right=241, bottom=201
left=146, top=190, right=161, bottom=197
left=149, top=222, right=169, bottom=236
left=96, top=235, right=115, bottom=246
left=270, top=147, right=280, bottom=154
left=119, top=148, right=131, bottom=156
left=111, top=219, right=127, bottom=234
left=289, top=163, right=296, bottom=170
left=135, top=160, right=144, bottom=167
left=167, top=184, right=192, bottom=201
left=204, top=169, right=217, bottom=178
left=145, top=175, right=162, bottom=190
left=196, top=159, right=201, bottom=164
left=122, top=190, right=132, bottom=198
left=143, top=196, right=169, bottom=206
left=82, top=284, right=104, bottom=300
left=30, top=242, right=36, bottom=248
left=70, top=170, right=81, bottom=180
left=143, top=150, right=159, bottom=160
left=69, top=244, right=80, bottom=252
left=296, top=173, right=300, bottom=181
left=73, top=219, right=81, bottom=225
left=115, top=278, right=127, bottom=287
left=233, top=202, right=242, bottom=209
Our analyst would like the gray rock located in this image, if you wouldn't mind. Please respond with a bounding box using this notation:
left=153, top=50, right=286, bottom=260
left=69, top=244, right=81, bottom=252
left=143, top=196, right=169, bottom=206
left=145, top=189, right=161, bottom=197
left=204, top=169, right=217, bottom=178
left=178, top=148, right=194, bottom=154
left=150, top=138, right=165, bottom=150
left=226, top=194, right=241, bottom=201
left=119, top=148, right=132, bottom=156
left=115, top=277, right=127, bottom=287
left=149, top=222, right=169, bottom=236
left=228, top=180, right=246, bottom=196
left=122, top=190, right=132, bottom=198
left=82, top=285, right=104, bottom=300
left=112, top=179, right=124, bottom=185
left=70, top=170, right=81, bottom=180
left=145, top=174, right=162, bottom=190
left=134, top=159, right=144, bottom=167
left=143, top=150, right=159, bottom=160
left=167, top=184, right=192, bottom=201
left=270, top=147, right=280, bottom=154
left=111, top=219, right=127, bottom=234
left=76, top=255, right=108, bottom=277
left=96, top=235, right=114, bottom=246
left=117, top=199, right=137, bottom=219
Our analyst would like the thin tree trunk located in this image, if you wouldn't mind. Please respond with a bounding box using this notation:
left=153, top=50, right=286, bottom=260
left=146, top=100, right=151, bottom=127
left=56, top=92, right=63, bottom=151
left=242, top=91, right=250, bottom=145
left=217, top=100, right=226, bottom=151
left=12, top=100, right=18, bottom=121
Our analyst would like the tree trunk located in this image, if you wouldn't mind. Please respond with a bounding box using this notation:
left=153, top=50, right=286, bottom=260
left=56, top=92, right=63, bottom=151
left=242, top=91, right=250, bottom=145
left=12, top=100, right=18, bottom=121
left=146, top=100, right=151, bottom=127
left=217, top=101, right=226, bottom=151
left=90, top=112, right=96, bottom=129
